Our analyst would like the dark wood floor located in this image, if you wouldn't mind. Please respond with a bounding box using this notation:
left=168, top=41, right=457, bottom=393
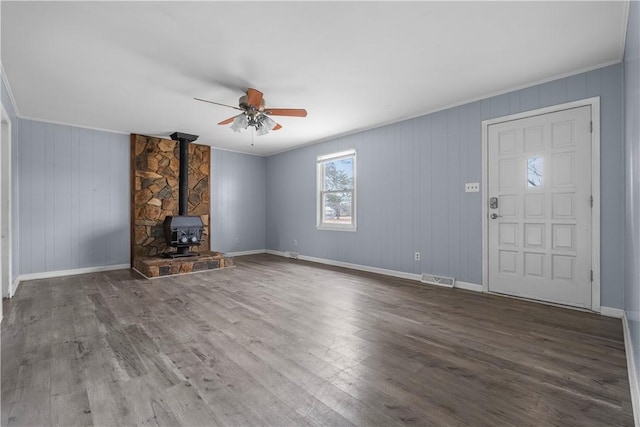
left=1, top=254, right=634, bottom=426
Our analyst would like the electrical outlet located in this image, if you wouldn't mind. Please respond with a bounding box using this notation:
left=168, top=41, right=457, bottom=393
left=465, top=182, right=480, bottom=193
left=293, top=239, right=297, bottom=246
left=414, top=252, right=421, bottom=261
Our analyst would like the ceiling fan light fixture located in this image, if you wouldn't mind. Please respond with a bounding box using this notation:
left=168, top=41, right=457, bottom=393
left=255, top=124, right=269, bottom=136
left=195, top=88, right=307, bottom=137
left=230, top=114, right=248, bottom=132
left=255, top=115, right=278, bottom=136
left=263, top=115, right=278, bottom=131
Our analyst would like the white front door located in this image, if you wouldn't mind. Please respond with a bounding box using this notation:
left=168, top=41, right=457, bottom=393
left=487, top=105, right=593, bottom=308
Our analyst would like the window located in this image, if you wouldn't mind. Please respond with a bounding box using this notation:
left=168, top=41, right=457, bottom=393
left=527, top=156, right=543, bottom=188
left=317, top=150, right=356, bottom=231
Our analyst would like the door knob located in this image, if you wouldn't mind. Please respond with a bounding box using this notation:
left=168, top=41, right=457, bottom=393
left=490, top=213, right=502, bottom=219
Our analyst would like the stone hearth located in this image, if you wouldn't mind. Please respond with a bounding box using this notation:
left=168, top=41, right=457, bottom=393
left=133, top=251, right=234, bottom=279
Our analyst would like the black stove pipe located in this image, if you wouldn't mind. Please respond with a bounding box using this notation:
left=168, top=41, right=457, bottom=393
left=178, top=136, right=189, bottom=215
left=169, top=132, right=199, bottom=216
left=169, top=132, right=199, bottom=256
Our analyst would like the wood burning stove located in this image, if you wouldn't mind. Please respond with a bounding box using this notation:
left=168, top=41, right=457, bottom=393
left=163, top=215, right=203, bottom=252
left=163, top=132, right=203, bottom=258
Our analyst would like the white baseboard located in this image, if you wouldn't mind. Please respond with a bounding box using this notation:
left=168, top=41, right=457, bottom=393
left=224, top=249, right=267, bottom=257
left=601, top=306, right=625, bottom=318
left=10, top=277, right=19, bottom=298
left=266, top=249, right=285, bottom=257
left=455, top=281, right=484, bottom=292
left=18, top=263, right=130, bottom=283
left=297, top=253, right=422, bottom=281
left=265, top=250, right=483, bottom=292
left=622, top=312, right=640, bottom=427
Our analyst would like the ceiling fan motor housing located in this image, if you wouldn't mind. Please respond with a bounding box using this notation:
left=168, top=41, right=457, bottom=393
left=239, top=95, right=266, bottom=111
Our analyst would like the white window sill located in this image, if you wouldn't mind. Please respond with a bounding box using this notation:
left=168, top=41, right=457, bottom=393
left=316, top=224, right=357, bottom=232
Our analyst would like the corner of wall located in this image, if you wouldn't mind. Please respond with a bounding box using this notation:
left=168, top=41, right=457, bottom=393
left=1, top=63, right=19, bottom=118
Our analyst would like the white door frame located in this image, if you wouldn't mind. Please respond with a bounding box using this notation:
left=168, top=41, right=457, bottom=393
left=481, top=97, right=601, bottom=312
left=1, top=104, right=12, bottom=299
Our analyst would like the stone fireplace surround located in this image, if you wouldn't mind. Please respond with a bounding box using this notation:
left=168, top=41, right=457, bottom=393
left=130, top=133, right=233, bottom=278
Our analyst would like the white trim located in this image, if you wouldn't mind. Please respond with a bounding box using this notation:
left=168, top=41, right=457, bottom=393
left=211, top=146, right=265, bottom=157
left=622, top=312, right=640, bottom=427
left=3, top=59, right=621, bottom=160
left=481, top=97, right=601, bottom=126
left=298, top=253, right=421, bottom=281
left=315, top=225, right=358, bottom=232
left=265, top=249, right=285, bottom=257
left=591, top=97, right=602, bottom=312
left=317, top=149, right=356, bottom=162
left=224, top=249, right=267, bottom=257
left=266, top=61, right=621, bottom=158
left=18, top=115, right=129, bottom=136
left=11, top=277, right=19, bottom=298
left=0, top=63, right=19, bottom=117
left=18, top=264, right=130, bottom=282
left=620, top=0, right=631, bottom=63
left=1, top=104, right=12, bottom=300
left=316, top=149, right=357, bottom=231
left=482, top=117, right=489, bottom=292
left=600, top=306, right=625, bottom=318
left=455, top=281, right=484, bottom=292
left=265, top=250, right=483, bottom=291
left=481, top=97, right=601, bottom=312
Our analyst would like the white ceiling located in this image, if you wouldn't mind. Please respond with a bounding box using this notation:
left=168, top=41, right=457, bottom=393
left=1, top=1, right=629, bottom=156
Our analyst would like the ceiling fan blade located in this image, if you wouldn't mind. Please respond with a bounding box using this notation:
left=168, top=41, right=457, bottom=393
left=218, top=115, right=239, bottom=125
left=265, top=108, right=308, bottom=117
left=245, top=88, right=264, bottom=108
left=273, top=124, right=282, bottom=131
left=194, top=97, right=242, bottom=111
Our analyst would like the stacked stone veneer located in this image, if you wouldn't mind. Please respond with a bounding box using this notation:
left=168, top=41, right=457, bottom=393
left=131, top=134, right=210, bottom=260
left=133, top=252, right=234, bottom=278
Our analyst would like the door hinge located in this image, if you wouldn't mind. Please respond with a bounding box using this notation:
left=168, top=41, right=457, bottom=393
left=590, top=195, right=593, bottom=207
left=590, top=121, right=593, bottom=133
left=591, top=269, right=594, bottom=282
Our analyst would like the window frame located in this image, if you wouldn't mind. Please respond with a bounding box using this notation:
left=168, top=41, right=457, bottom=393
left=316, top=149, right=357, bottom=232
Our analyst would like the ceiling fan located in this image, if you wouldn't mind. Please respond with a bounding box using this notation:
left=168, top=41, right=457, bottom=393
left=195, top=88, right=307, bottom=135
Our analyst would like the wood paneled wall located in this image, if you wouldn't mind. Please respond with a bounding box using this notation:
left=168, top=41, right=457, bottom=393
left=210, top=149, right=266, bottom=253
left=266, top=64, right=625, bottom=308
left=17, top=120, right=130, bottom=274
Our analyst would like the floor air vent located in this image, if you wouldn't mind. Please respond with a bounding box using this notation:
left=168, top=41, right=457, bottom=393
left=285, top=251, right=299, bottom=259
left=420, top=274, right=455, bottom=288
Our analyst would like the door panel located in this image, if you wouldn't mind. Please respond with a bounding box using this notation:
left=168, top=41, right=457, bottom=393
left=488, top=105, right=592, bottom=308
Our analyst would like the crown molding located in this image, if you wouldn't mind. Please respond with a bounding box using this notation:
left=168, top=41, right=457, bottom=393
left=0, top=63, right=19, bottom=117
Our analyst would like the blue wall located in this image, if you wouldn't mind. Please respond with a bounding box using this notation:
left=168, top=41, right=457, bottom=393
left=3, top=63, right=627, bottom=311
left=0, top=82, right=268, bottom=278
left=17, top=119, right=130, bottom=274
left=266, top=64, right=625, bottom=308
left=624, top=0, right=640, bottom=405
left=6, top=116, right=267, bottom=276
left=210, top=149, right=266, bottom=253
